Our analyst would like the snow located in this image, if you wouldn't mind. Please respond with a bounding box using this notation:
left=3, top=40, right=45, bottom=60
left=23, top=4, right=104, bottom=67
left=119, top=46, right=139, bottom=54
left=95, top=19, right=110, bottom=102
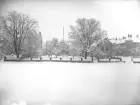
left=0, top=62, right=140, bottom=105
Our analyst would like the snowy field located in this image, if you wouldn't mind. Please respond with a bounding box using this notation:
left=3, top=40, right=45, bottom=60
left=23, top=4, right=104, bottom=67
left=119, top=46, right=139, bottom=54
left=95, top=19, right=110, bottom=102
left=0, top=62, right=140, bottom=105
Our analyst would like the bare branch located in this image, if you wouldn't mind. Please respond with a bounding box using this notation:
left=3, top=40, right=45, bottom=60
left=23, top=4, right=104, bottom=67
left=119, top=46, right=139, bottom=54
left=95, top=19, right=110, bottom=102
left=69, top=18, right=107, bottom=54
left=0, top=16, right=12, bottom=36
left=0, top=11, right=39, bottom=57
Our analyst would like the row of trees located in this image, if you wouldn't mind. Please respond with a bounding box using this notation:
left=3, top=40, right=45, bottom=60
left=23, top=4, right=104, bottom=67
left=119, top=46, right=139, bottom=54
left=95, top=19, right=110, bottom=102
left=43, top=38, right=107, bottom=59
left=43, top=38, right=80, bottom=58
left=43, top=38, right=70, bottom=57
left=0, top=11, right=111, bottom=59
left=43, top=18, right=107, bottom=59
left=42, top=32, right=140, bottom=58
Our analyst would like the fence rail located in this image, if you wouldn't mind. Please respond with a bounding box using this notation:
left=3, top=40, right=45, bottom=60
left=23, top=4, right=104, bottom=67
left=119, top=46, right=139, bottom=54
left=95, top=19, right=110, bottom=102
left=3, top=56, right=126, bottom=63
left=132, top=56, right=140, bottom=63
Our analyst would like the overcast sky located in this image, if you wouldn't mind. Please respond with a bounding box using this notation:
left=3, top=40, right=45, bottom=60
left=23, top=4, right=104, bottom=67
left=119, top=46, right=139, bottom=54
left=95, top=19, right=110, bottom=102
left=1, top=0, right=140, bottom=42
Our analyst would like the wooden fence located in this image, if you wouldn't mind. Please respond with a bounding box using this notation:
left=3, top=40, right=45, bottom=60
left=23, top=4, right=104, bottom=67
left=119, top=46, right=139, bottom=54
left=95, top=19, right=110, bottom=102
left=3, top=56, right=125, bottom=63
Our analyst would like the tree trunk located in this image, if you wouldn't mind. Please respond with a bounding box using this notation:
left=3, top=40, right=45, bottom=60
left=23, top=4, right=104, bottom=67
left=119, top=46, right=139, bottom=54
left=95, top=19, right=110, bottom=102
left=16, top=48, right=19, bottom=58
left=16, top=53, right=19, bottom=58
left=84, top=51, right=87, bottom=59
left=15, top=47, right=20, bottom=59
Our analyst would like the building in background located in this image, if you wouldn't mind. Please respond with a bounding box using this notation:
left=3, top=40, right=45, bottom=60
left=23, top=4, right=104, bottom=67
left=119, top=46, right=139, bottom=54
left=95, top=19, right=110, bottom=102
left=109, top=37, right=140, bottom=57
left=99, top=38, right=113, bottom=57
left=93, top=37, right=140, bottom=57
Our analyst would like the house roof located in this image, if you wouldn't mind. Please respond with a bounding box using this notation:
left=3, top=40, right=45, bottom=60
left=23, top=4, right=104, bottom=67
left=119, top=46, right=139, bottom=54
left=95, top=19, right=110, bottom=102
left=109, top=39, right=125, bottom=44
left=91, top=43, right=97, bottom=47
left=108, top=37, right=140, bottom=44
left=132, top=39, right=140, bottom=43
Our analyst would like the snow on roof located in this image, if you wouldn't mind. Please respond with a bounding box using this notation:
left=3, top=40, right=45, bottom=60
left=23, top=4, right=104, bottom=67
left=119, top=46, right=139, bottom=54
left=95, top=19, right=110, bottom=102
left=108, top=37, right=140, bottom=44
left=11, top=101, right=27, bottom=105
left=91, top=43, right=97, bottom=47
left=132, top=38, right=140, bottom=43
left=109, top=39, right=125, bottom=44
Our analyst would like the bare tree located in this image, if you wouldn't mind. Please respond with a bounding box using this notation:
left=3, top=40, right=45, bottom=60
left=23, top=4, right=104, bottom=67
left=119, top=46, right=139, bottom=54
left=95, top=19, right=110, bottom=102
left=69, top=18, right=107, bottom=59
left=0, top=11, right=38, bottom=58
left=45, top=40, right=53, bottom=56
left=51, top=38, right=59, bottom=48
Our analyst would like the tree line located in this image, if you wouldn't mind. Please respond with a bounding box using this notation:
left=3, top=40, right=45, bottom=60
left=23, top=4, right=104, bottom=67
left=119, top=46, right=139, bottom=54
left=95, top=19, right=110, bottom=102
left=43, top=18, right=107, bottom=59
left=1, top=10, right=138, bottom=59
left=0, top=11, right=107, bottom=59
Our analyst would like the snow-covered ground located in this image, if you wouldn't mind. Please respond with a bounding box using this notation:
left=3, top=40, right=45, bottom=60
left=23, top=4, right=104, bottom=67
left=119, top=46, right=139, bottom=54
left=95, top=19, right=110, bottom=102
left=0, top=62, right=140, bottom=105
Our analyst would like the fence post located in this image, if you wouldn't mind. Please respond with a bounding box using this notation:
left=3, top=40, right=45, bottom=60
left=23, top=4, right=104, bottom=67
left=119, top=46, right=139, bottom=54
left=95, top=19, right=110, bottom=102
left=97, top=58, right=99, bottom=62
left=50, top=57, right=52, bottom=61
left=81, top=58, right=83, bottom=62
left=120, top=58, right=122, bottom=61
left=92, top=57, right=93, bottom=62
left=131, top=57, right=133, bottom=62
left=70, top=58, right=72, bottom=62
left=40, top=56, right=42, bottom=60
left=4, top=56, right=6, bottom=61
left=109, top=58, right=111, bottom=62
